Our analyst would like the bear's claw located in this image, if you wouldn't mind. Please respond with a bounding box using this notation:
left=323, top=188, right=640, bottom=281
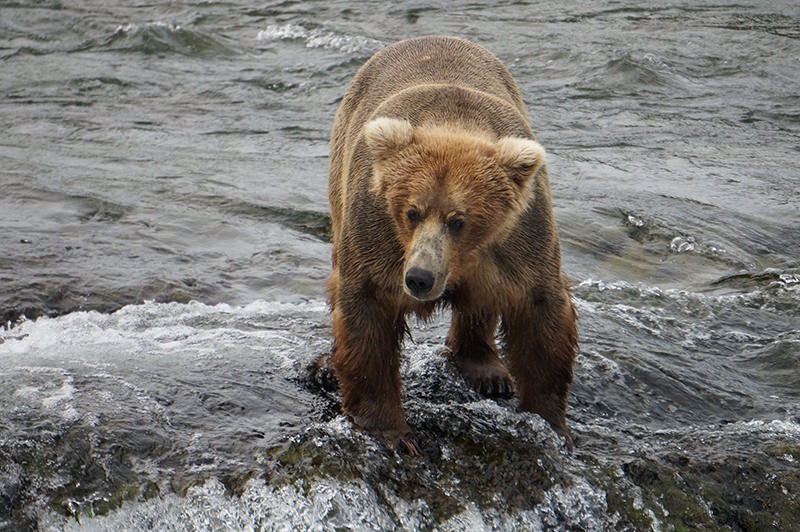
left=472, top=375, right=514, bottom=398
left=370, top=427, right=420, bottom=456
left=307, top=352, right=338, bottom=392
left=456, top=357, right=515, bottom=399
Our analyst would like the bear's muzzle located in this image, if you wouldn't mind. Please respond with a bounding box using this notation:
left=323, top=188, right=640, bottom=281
left=403, top=219, right=450, bottom=301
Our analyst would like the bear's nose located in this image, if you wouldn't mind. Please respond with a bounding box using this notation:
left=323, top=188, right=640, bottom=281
left=405, top=267, right=435, bottom=298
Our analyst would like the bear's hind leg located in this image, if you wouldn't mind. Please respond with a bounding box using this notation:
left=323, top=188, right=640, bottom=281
left=308, top=255, right=341, bottom=392
left=447, top=308, right=513, bottom=397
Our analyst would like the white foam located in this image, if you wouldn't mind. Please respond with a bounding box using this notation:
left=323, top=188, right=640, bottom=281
left=0, top=299, right=328, bottom=363
left=39, top=470, right=622, bottom=532
left=39, top=377, right=81, bottom=422
left=740, top=418, right=800, bottom=436
left=114, top=21, right=184, bottom=33
left=256, top=22, right=309, bottom=41
left=257, top=23, right=384, bottom=54
left=41, top=477, right=398, bottom=532
left=12, top=385, right=39, bottom=399
left=41, top=377, right=76, bottom=408
left=539, top=477, right=614, bottom=531
left=670, top=235, right=697, bottom=253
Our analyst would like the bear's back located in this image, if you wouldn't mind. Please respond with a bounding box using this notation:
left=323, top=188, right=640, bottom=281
left=343, top=37, right=526, bottom=118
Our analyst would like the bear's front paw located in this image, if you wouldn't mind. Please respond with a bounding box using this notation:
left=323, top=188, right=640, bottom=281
left=457, top=357, right=515, bottom=398
left=368, top=426, right=421, bottom=456
left=353, top=414, right=420, bottom=455
left=306, top=352, right=338, bottom=392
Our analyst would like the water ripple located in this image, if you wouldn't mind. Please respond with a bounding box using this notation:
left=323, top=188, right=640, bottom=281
left=257, top=23, right=385, bottom=55
left=81, top=22, right=239, bottom=57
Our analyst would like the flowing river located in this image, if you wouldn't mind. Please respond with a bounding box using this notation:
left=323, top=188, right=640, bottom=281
left=1, top=1, right=798, bottom=530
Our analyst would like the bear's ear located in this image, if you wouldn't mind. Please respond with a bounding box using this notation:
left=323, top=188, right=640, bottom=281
left=496, top=136, right=546, bottom=192
left=363, top=117, right=415, bottom=163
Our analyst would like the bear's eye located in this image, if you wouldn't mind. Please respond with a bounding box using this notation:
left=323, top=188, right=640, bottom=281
left=447, top=216, right=465, bottom=234
left=406, top=208, right=421, bottom=226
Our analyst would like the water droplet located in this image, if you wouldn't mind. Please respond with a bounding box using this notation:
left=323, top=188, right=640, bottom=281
left=670, top=235, right=696, bottom=253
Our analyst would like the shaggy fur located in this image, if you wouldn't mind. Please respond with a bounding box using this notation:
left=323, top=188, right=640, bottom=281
left=318, top=36, right=577, bottom=453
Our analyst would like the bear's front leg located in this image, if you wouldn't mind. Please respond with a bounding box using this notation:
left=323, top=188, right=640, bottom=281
left=447, top=307, right=513, bottom=397
left=330, top=284, right=418, bottom=454
left=502, top=288, right=578, bottom=448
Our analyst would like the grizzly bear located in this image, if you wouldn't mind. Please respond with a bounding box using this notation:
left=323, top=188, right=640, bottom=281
left=317, top=36, right=577, bottom=453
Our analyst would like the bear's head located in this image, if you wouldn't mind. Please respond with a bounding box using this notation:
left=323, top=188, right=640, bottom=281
left=364, top=117, right=546, bottom=301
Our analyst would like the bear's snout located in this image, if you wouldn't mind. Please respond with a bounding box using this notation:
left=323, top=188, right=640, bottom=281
left=403, top=219, right=450, bottom=300
left=405, top=267, right=435, bottom=298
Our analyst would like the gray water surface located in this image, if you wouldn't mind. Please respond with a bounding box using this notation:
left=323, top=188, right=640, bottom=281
left=1, top=1, right=799, bottom=531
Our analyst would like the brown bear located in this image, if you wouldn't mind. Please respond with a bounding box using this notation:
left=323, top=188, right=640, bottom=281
left=318, top=36, right=577, bottom=453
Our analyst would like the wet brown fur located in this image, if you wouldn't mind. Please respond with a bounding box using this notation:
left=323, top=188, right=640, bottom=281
left=321, top=36, right=578, bottom=452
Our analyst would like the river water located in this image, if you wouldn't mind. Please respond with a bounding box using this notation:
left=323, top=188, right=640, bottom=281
left=1, top=1, right=798, bottom=531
